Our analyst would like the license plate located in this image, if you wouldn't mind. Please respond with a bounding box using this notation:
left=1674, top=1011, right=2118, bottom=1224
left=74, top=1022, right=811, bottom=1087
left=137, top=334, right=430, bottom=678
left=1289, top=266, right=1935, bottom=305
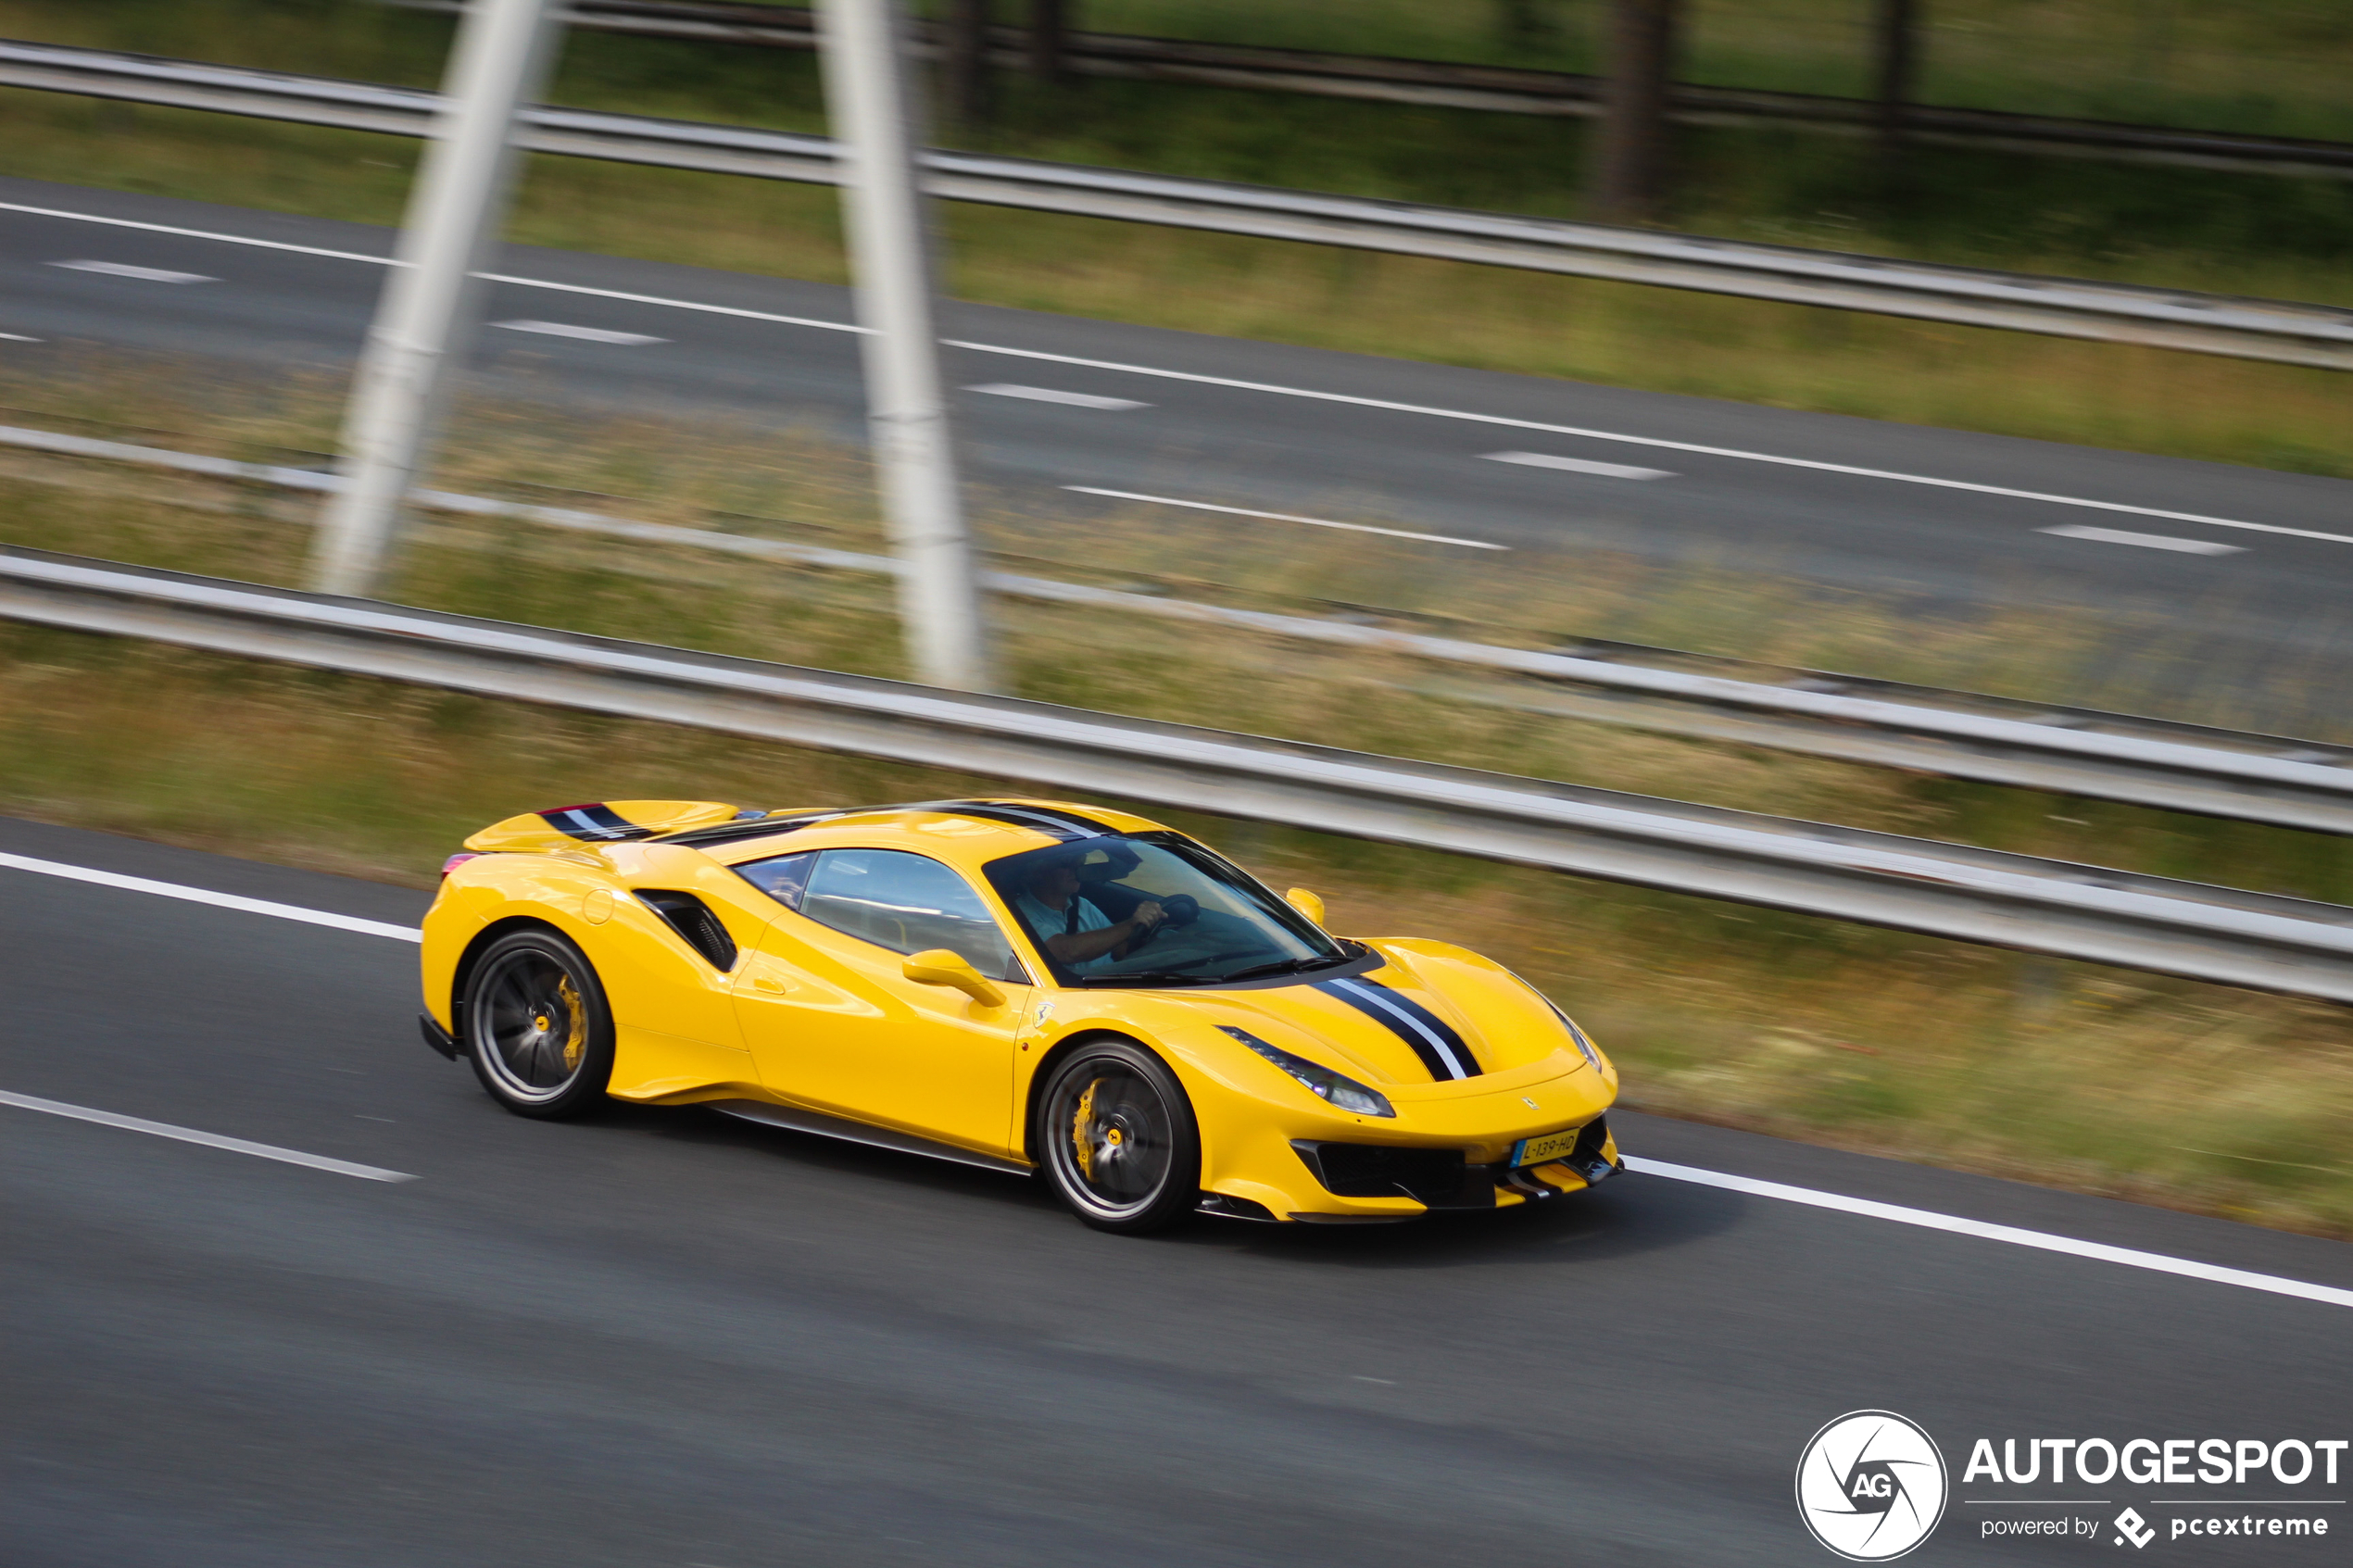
left=1512, top=1126, right=1585, bottom=1168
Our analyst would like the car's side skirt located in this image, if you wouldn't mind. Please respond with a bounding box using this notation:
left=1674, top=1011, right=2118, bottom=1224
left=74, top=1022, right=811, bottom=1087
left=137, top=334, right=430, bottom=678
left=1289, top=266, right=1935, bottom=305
left=704, top=1098, right=1035, bottom=1176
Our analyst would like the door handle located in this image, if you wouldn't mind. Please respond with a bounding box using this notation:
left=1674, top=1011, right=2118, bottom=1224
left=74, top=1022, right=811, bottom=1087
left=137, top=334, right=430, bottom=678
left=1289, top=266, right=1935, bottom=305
left=752, top=976, right=787, bottom=995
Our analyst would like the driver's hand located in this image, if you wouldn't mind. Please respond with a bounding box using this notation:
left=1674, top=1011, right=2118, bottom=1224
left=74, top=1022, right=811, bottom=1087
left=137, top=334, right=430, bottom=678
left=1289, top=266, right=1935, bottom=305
left=1130, top=900, right=1165, bottom=930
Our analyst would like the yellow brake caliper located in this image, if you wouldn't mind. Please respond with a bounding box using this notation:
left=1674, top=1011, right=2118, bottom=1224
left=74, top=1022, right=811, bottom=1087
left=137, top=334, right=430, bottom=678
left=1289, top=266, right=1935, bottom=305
left=1070, top=1081, right=1097, bottom=1179
left=558, top=975, right=586, bottom=1071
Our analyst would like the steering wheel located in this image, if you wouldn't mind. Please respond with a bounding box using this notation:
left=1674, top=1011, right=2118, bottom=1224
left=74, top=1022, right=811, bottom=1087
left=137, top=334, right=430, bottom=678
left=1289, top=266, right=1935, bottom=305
left=1122, top=894, right=1200, bottom=952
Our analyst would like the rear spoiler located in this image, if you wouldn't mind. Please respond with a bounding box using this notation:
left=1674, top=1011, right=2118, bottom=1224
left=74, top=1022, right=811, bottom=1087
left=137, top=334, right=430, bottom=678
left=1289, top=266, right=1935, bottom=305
left=461, top=798, right=746, bottom=854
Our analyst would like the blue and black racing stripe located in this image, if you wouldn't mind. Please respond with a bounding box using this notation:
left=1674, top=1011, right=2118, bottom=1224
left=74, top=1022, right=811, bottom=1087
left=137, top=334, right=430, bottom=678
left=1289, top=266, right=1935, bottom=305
left=1311, top=976, right=1480, bottom=1081
left=537, top=803, right=655, bottom=842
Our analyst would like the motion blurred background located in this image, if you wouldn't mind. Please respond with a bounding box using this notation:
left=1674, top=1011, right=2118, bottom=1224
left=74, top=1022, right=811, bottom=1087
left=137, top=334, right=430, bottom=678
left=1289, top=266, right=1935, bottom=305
left=2, top=0, right=2348, bottom=1236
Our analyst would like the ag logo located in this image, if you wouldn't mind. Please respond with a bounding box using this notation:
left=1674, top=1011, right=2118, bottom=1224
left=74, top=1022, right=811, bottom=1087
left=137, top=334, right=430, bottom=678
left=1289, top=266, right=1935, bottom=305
left=1795, top=1411, right=1949, bottom=1561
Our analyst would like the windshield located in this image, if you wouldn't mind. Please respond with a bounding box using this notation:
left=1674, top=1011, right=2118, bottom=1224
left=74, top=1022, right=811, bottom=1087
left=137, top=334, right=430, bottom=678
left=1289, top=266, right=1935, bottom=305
left=984, top=832, right=1347, bottom=987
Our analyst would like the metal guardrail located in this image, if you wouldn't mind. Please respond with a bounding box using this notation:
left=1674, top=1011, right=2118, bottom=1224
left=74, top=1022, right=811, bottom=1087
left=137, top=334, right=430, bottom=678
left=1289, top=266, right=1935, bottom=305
left=5, top=546, right=2352, bottom=1003
left=393, top=0, right=2353, bottom=180
left=6, top=40, right=2349, bottom=370
left=11, top=419, right=2353, bottom=834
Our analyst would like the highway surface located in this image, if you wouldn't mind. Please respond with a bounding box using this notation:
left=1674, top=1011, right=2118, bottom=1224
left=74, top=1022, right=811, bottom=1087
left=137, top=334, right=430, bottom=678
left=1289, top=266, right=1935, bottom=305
left=6, top=815, right=2349, bottom=1566
left=4, top=176, right=2353, bottom=707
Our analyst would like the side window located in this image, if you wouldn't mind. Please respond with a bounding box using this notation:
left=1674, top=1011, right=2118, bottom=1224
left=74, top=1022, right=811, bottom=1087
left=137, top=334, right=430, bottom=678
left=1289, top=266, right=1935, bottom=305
left=736, top=850, right=816, bottom=909
left=798, top=849, right=1024, bottom=983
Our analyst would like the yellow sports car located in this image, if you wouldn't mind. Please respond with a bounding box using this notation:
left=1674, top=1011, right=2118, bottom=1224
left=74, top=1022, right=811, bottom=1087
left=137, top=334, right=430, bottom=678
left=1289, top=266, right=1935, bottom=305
left=418, top=797, right=1622, bottom=1233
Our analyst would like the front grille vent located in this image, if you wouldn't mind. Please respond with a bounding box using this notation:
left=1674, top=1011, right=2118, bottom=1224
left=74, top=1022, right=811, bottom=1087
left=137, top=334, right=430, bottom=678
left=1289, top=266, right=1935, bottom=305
left=1290, top=1141, right=1490, bottom=1209
left=635, top=890, right=738, bottom=971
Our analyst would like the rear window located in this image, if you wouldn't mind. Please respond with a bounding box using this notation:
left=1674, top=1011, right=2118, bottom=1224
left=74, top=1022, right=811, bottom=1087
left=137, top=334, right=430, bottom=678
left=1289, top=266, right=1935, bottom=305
left=757, top=847, right=1025, bottom=983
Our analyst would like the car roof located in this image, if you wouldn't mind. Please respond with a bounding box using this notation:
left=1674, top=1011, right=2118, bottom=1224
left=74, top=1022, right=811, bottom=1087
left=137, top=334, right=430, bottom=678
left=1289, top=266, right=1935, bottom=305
left=698, top=797, right=1173, bottom=871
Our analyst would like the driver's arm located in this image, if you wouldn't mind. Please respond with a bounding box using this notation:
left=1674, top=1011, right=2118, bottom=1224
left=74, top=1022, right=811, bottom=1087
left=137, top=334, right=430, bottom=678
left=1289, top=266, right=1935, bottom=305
left=1046, top=900, right=1164, bottom=964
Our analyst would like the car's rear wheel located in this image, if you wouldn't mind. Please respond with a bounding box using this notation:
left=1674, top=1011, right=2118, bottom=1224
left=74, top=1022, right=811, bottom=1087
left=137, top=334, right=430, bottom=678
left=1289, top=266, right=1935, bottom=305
left=1037, top=1039, right=1201, bottom=1234
left=461, top=928, right=614, bottom=1119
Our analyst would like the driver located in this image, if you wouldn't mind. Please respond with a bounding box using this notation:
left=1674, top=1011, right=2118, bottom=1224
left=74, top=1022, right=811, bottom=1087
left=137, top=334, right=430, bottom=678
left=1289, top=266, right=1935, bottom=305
left=1072, top=842, right=1151, bottom=922
left=1015, top=852, right=1164, bottom=971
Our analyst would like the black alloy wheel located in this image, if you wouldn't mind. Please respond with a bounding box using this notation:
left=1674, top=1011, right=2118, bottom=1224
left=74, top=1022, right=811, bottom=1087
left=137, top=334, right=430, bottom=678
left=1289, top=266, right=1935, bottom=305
left=461, top=928, right=615, bottom=1119
left=1037, top=1038, right=1202, bottom=1234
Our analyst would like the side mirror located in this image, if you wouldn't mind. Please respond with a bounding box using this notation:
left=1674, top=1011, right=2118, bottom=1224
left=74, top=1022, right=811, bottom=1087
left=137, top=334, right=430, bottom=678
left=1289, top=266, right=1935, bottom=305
left=902, top=948, right=1007, bottom=1007
left=1283, top=887, right=1327, bottom=927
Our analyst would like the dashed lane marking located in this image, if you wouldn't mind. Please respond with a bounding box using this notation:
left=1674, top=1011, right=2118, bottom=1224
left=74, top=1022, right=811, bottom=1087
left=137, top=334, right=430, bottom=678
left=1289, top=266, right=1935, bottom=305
left=49, top=259, right=215, bottom=283
left=2039, top=523, right=2246, bottom=556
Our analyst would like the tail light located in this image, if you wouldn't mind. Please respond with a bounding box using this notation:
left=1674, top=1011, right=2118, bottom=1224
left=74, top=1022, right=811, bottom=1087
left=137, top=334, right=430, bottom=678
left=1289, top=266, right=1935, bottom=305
left=441, top=852, right=482, bottom=877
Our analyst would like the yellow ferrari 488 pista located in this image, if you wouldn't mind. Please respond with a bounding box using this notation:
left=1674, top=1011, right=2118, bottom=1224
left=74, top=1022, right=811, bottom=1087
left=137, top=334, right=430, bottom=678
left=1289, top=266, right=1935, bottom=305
left=419, top=797, right=1622, bottom=1233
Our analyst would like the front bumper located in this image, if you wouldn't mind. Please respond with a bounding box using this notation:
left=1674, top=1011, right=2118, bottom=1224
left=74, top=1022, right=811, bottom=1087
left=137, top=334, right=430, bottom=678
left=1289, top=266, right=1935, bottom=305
left=1289, top=1114, right=1622, bottom=1218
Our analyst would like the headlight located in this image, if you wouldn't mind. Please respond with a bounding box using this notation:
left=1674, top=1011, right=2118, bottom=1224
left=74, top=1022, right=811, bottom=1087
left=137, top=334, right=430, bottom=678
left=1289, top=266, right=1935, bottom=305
left=1219, top=1026, right=1395, bottom=1118
left=1560, top=1013, right=1604, bottom=1073
left=1510, top=976, right=1604, bottom=1073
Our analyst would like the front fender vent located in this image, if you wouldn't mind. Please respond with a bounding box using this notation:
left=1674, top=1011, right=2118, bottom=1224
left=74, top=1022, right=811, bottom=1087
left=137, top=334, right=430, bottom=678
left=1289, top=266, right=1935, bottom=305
left=635, top=890, right=738, bottom=972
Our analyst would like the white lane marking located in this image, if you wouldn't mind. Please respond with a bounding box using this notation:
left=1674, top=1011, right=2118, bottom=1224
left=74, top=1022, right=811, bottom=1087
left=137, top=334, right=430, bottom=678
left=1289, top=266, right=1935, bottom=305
left=0, top=1089, right=416, bottom=1182
left=1485, top=449, right=1674, bottom=481
left=2039, top=523, right=2246, bottom=556
left=1065, top=485, right=1506, bottom=550
left=0, top=199, right=394, bottom=264
left=477, top=271, right=864, bottom=333
left=6, top=201, right=2339, bottom=546
left=1626, top=1156, right=2353, bottom=1311
left=50, top=259, right=216, bottom=283
left=0, top=331, right=43, bottom=342
left=964, top=383, right=1148, bottom=410
left=491, top=318, right=668, bottom=345
left=960, top=342, right=2353, bottom=548
left=0, top=852, right=422, bottom=943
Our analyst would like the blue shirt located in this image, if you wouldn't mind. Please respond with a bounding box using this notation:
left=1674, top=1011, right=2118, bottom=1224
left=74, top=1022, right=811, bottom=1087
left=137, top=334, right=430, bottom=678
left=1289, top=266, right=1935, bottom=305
left=1014, top=889, right=1114, bottom=971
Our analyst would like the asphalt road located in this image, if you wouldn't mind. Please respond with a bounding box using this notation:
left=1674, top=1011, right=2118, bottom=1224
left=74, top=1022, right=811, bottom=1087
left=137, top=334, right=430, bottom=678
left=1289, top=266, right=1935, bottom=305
left=6, top=814, right=2349, bottom=1567
left=4, top=176, right=2353, bottom=700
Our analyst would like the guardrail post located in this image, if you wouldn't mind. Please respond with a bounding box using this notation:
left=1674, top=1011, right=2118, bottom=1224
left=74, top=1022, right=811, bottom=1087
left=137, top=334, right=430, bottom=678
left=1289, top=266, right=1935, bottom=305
left=309, top=0, right=561, bottom=599
left=817, top=0, right=994, bottom=692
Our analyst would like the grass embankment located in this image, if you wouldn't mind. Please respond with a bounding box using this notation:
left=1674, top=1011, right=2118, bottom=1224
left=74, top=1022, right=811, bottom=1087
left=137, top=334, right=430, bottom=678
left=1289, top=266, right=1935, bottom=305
left=0, top=2, right=2347, bottom=477
left=2, top=392, right=2349, bottom=1239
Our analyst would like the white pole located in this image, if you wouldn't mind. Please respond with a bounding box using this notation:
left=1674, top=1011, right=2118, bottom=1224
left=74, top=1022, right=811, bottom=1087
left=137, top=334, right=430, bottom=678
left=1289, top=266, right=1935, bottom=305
left=311, top=0, right=560, bottom=598
left=816, top=0, right=993, bottom=691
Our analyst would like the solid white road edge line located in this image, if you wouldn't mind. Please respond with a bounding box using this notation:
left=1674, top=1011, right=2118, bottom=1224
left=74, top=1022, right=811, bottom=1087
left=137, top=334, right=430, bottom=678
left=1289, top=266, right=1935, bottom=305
left=5, top=844, right=2344, bottom=1307
left=0, top=1089, right=417, bottom=1182
left=0, top=852, right=422, bottom=942
left=1064, top=485, right=1507, bottom=549
left=1625, top=1156, right=2353, bottom=1311
left=6, top=199, right=2337, bottom=547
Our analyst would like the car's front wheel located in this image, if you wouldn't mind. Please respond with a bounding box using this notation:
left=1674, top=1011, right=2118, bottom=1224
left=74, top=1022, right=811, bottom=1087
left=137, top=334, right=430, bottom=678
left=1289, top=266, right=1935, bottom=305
left=1037, top=1039, right=1201, bottom=1234
left=461, top=927, right=615, bottom=1119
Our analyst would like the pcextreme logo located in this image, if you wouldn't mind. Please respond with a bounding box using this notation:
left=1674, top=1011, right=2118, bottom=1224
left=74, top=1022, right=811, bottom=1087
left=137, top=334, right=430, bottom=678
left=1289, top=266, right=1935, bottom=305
left=1796, top=1411, right=1952, bottom=1562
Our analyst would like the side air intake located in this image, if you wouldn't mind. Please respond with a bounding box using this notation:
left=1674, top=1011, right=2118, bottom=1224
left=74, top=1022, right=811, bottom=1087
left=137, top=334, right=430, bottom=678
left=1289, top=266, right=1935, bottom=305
left=635, top=890, right=738, bottom=971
